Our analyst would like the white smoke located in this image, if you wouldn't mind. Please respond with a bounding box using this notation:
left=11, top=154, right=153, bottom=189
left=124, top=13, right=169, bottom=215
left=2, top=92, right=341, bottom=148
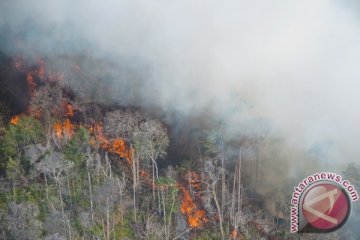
left=1, top=0, right=360, bottom=172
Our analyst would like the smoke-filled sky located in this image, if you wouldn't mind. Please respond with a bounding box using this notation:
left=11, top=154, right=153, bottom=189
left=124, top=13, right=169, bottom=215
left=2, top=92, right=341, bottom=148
left=1, top=0, right=360, bottom=173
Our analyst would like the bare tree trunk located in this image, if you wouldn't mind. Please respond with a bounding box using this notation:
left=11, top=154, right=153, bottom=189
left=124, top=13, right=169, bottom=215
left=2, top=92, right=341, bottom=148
left=152, top=162, right=156, bottom=200
left=197, top=142, right=202, bottom=169
left=46, top=121, right=51, bottom=150
left=105, top=153, right=111, bottom=179
left=150, top=156, right=159, bottom=179
left=67, top=217, right=72, bottom=240
left=230, top=164, right=237, bottom=226
left=167, top=189, right=176, bottom=240
left=59, top=184, right=65, bottom=218
left=44, top=173, right=49, bottom=200
left=88, top=171, right=94, bottom=223
left=238, top=148, right=242, bottom=218
left=58, top=184, right=72, bottom=240
left=136, top=157, right=140, bottom=188
left=255, top=145, right=259, bottom=188
left=101, top=217, right=106, bottom=240
left=67, top=178, right=72, bottom=206
left=211, top=186, right=225, bottom=240
left=106, top=197, right=110, bottom=240
left=161, top=189, right=168, bottom=240
left=220, top=140, right=225, bottom=224
left=132, top=155, right=137, bottom=223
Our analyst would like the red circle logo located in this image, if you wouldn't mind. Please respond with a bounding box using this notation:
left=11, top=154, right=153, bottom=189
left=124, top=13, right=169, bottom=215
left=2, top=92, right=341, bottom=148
left=301, top=183, right=350, bottom=231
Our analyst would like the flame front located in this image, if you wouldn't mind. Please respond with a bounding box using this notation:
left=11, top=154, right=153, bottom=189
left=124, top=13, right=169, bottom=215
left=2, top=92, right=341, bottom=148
left=180, top=187, right=207, bottom=228
left=53, top=119, right=74, bottom=139
left=10, top=115, right=20, bottom=125
left=92, top=123, right=133, bottom=165
left=112, top=138, right=133, bottom=165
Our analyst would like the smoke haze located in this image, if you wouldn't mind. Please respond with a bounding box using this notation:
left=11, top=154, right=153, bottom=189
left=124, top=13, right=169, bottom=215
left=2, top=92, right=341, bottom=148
left=1, top=0, right=360, bottom=178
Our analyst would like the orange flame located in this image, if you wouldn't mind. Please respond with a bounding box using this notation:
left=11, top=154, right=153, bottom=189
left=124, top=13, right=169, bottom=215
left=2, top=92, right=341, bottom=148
left=230, top=228, right=238, bottom=239
left=185, top=171, right=202, bottom=191
left=180, top=187, right=207, bottom=228
left=92, top=123, right=109, bottom=147
left=112, top=138, right=133, bottom=165
left=53, top=119, right=74, bottom=139
left=54, top=122, right=63, bottom=139
left=10, top=115, right=20, bottom=125
left=63, top=119, right=74, bottom=137
left=26, top=72, right=36, bottom=97
left=92, top=123, right=133, bottom=164
left=63, top=101, right=74, bottom=118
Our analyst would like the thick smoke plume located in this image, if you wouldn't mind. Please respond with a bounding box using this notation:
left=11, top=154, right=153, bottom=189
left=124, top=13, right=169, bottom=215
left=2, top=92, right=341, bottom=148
left=1, top=1, right=360, bottom=194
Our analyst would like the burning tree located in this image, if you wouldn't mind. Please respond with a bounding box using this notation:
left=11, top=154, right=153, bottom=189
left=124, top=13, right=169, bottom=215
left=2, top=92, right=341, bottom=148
left=104, top=109, right=169, bottom=222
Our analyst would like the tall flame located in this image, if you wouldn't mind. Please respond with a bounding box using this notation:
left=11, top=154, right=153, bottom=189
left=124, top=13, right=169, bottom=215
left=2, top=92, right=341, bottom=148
left=180, top=187, right=207, bottom=228
left=92, top=123, right=133, bottom=165
left=63, top=119, right=74, bottom=137
left=53, top=119, right=74, bottom=139
left=112, top=138, right=133, bottom=165
left=54, top=122, right=63, bottom=139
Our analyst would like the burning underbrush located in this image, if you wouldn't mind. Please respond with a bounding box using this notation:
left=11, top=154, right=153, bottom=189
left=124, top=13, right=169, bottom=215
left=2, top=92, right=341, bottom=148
left=7, top=56, right=135, bottom=166
left=0, top=55, right=291, bottom=240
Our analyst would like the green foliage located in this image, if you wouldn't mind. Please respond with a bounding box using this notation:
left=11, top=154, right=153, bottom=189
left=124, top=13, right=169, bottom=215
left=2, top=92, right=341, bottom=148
left=70, top=182, right=91, bottom=209
left=176, top=159, right=198, bottom=174
left=113, top=217, right=135, bottom=239
left=6, top=115, right=43, bottom=148
left=63, top=127, right=88, bottom=168
left=156, top=175, right=179, bottom=233
left=88, top=220, right=135, bottom=240
left=0, top=115, right=43, bottom=175
left=156, top=176, right=177, bottom=186
left=5, top=157, right=24, bottom=183
left=156, top=176, right=178, bottom=196
left=89, top=224, right=104, bottom=238
left=0, top=191, right=8, bottom=210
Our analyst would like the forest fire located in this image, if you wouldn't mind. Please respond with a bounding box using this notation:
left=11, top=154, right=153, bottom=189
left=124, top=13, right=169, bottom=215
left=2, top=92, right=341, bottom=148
left=26, top=72, right=36, bottom=97
left=64, top=102, right=74, bottom=118
left=92, top=123, right=133, bottom=164
left=230, top=228, right=238, bottom=239
left=53, top=119, right=74, bottom=139
left=185, top=171, right=202, bottom=191
left=112, top=138, right=133, bottom=165
left=7, top=54, right=215, bottom=236
left=23, top=57, right=47, bottom=97
left=53, top=122, right=63, bottom=139
left=10, top=115, right=20, bottom=125
left=180, top=187, right=207, bottom=228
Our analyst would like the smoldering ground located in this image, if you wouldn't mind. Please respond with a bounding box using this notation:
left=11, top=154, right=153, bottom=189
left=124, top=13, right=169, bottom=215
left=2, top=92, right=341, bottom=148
left=1, top=0, right=360, bottom=220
